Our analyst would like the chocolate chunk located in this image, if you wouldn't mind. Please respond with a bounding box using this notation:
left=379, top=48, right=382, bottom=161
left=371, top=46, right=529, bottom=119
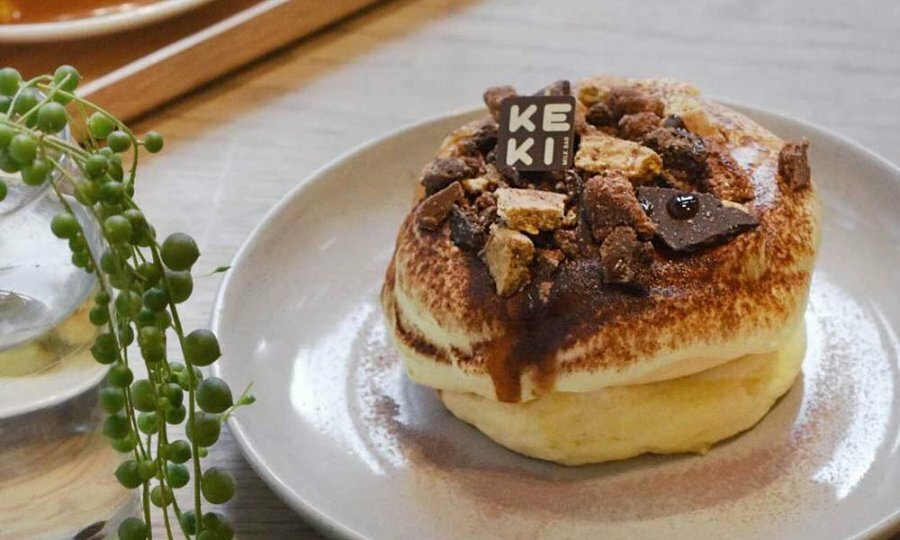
left=606, top=87, right=665, bottom=120
left=457, top=139, right=481, bottom=157
left=422, top=157, right=480, bottom=195
left=637, top=186, right=759, bottom=252
left=599, top=226, right=653, bottom=286
left=562, top=169, right=584, bottom=200
left=450, top=206, right=487, bottom=250
left=702, top=143, right=754, bottom=202
left=585, top=102, right=614, bottom=127
left=618, top=112, right=662, bottom=141
left=553, top=229, right=581, bottom=258
left=471, top=122, right=499, bottom=154
left=641, top=127, right=709, bottom=186
left=497, top=164, right=527, bottom=188
left=484, top=85, right=517, bottom=120
left=663, top=115, right=686, bottom=129
left=533, top=248, right=566, bottom=278
left=534, top=80, right=571, bottom=97
left=485, top=147, right=498, bottom=167
left=416, top=182, right=464, bottom=230
left=582, top=174, right=657, bottom=243
left=474, top=190, right=498, bottom=213
left=778, top=138, right=811, bottom=190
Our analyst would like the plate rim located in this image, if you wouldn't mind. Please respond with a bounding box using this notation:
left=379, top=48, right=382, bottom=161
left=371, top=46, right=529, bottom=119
left=0, top=352, right=108, bottom=419
left=210, top=102, right=900, bottom=540
left=0, top=0, right=214, bottom=42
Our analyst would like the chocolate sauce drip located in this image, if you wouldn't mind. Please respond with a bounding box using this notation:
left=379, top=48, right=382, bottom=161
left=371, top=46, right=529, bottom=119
left=467, top=256, right=645, bottom=402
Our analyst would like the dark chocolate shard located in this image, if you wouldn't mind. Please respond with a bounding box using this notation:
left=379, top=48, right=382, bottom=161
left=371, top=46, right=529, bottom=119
left=416, top=182, right=464, bottom=231
left=637, top=186, right=759, bottom=252
left=778, top=138, right=811, bottom=190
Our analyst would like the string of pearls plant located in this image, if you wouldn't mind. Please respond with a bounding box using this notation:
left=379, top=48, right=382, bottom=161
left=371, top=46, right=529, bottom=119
left=0, top=66, right=253, bottom=540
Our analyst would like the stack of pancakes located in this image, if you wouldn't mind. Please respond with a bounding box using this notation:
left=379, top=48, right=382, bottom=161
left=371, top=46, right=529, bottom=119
left=381, top=77, right=820, bottom=465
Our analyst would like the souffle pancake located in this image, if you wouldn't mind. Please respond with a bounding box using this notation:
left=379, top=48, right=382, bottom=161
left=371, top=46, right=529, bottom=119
left=381, top=76, right=820, bottom=465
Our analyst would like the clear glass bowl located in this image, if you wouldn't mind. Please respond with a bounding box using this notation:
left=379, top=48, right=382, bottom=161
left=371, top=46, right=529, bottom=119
left=0, top=130, right=101, bottom=374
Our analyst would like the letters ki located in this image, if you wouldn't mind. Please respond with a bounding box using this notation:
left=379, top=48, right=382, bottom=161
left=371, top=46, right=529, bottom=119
left=495, top=95, right=577, bottom=172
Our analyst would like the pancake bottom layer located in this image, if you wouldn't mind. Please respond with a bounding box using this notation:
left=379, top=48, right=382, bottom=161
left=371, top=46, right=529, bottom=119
left=440, top=322, right=806, bottom=466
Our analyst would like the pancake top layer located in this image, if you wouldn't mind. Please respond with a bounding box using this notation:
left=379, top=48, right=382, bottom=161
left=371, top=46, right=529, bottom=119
left=383, top=76, right=820, bottom=403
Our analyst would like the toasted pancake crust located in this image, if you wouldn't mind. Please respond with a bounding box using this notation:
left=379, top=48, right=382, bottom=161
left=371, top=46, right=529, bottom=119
left=382, top=77, right=820, bottom=403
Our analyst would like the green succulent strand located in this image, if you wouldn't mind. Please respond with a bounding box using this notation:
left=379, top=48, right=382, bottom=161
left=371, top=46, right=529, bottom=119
left=0, top=66, right=252, bottom=540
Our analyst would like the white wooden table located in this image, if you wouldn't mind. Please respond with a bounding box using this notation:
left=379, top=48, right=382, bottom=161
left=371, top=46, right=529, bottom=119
left=132, top=0, right=900, bottom=536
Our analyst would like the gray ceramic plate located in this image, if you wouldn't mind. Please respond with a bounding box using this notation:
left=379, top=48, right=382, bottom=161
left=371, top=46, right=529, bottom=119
left=211, top=105, right=900, bottom=539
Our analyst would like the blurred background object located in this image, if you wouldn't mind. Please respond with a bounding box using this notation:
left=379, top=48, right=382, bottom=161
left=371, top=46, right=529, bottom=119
left=0, top=0, right=216, bottom=41
left=0, top=0, right=386, bottom=120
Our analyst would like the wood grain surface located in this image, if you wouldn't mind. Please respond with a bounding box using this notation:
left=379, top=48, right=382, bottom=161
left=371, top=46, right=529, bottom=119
left=13, top=0, right=900, bottom=538
left=0, top=0, right=382, bottom=120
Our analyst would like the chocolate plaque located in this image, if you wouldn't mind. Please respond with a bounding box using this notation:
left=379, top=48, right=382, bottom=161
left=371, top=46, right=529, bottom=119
left=637, top=187, right=759, bottom=252
left=495, top=95, right=576, bottom=172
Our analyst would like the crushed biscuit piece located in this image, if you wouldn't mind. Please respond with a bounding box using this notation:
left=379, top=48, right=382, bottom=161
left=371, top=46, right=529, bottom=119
left=575, top=132, right=662, bottom=184
left=618, top=112, right=662, bottom=141
left=421, top=157, right=480, bottom=195
left=599, top=226, right=653, bottom=286
left=416, top=182, right=464, bottom=230
left=483, top=226, right=535, bottom=297
left=778, top=138, right=811, bottom=190
left=575, top=75, right=627, bottom=107
left=483, top=85, right=517, bottom=120
left=496, top=188, right=567, bottom=234
left=663, top=93, right=720, bottom=139
left=582, top=174, right=657, bottom=243
left=461, top=176, right=491, bottom=194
